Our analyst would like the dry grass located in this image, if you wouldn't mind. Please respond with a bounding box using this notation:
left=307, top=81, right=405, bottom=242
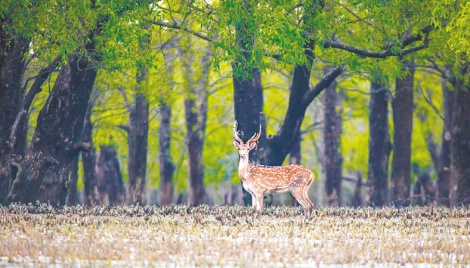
left=1, top=204, right=469, bottom=267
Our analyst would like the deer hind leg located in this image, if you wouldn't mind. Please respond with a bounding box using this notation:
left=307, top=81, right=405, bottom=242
left=302, top=173, right=314, bottom=219
left=290, top=174, right=314, bottom=219
left=289, top=188, right=310, bottom=218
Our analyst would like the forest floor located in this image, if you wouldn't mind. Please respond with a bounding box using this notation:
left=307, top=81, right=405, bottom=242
left=0, top=204, right=469, bottom=267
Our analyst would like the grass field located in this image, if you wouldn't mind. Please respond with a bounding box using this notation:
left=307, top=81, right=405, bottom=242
left=1, top=204, right=469, bottom=267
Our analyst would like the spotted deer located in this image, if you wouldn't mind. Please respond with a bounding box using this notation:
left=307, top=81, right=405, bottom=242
left=232, top=121, right=314, bottom=219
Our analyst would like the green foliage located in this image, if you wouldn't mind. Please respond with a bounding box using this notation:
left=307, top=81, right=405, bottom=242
left=340, top=78, right=371, bottom=177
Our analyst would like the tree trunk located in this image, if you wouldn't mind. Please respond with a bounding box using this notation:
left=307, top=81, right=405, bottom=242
left=323, top=66, right=343, bottom=206
left=391, top=61, right=414, bottom=206
left=353, top=171, right=363, bottom=207
left=127, top=76, right=150, bottom=205
left=7, top=46, right=98, bottom=204
left=0, top=29, right=29, bottom=203
left=183, top=42, right=211, bottom=206
left=159, top=102, right=175, bottom=206
left=127, top=20, right=151, bottom=206
left=185, top=96, right=206, bottom=206
left=66, top=155, right=80, bottom=205
left=450, top=65, right=470, bottom=206
left=158, top=42, right=177, bottom=206
left=367, top=80, right=392, bottom=206
left=82, top=96, right=100, bottom=206
left=96, top=145, right=126, bottom=206
left=437, top=77, right=454, bottom=207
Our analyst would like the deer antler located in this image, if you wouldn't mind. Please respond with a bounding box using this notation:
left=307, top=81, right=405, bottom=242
left=247, top=124, right=262, bottom=145
left=233, top=121, right=243, bottom=144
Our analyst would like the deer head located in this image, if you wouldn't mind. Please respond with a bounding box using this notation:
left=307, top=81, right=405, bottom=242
left=232, top=121, right=261, bottom=161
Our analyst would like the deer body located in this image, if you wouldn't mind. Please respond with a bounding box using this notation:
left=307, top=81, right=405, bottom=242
left=233, top=121, right=314, bottom=219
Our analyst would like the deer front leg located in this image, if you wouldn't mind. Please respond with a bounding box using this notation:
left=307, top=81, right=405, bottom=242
left=254, top=192, right=264, bottom=213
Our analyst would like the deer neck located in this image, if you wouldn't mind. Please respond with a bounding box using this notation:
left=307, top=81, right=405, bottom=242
left=238, top=156, right=251, bottom=180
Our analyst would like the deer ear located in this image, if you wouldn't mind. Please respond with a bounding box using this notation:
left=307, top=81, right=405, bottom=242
left=233, top=141, right=240, bottom=148
left=248, top=142, right=257, bottom=150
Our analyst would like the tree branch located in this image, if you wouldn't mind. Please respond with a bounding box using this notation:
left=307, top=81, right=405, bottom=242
left=426, top=57, right=448, bottom=80
left=23, top=55, right=62, bottom=112
left=118, top=124, right=130, bottom=133
left=7, top=109, right=25, bottom=150
left=150, top=20, right=214, bottom=43
left=301, top=66, right=344, bottom=106
left=323, top=40, right=429, bottom=58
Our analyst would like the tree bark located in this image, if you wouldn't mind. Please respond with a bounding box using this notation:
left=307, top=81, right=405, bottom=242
left=96, top=145, right=126, bottom=206
left=323, top=66, right=343, bottom=206
left=127, top=76, right=150, bottom=205
left=391, top=61, right=415, bottom=206
left=82, top=96, right=100, bottom=206
left=0, top=26, right=29, bottom=203
left=367, top=80, right=392, bottom=206
left=353, top=171, right=363, bottom=207
left=159, top=102, right=175, bottom=206
left=450, top=65, right=470, bottom=206
left=66, top=155, right=80, bottom=205
left=437, top=77, right=454, bottom=206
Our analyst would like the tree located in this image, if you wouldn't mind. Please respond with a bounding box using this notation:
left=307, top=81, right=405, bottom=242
left=180, top=37, right=212, bottom=206
left=391, top=61, right=415, bottom=205
left=96, top=145, right=126, bottom=205
left=323, top=66, right=343, bottom=206
left=430, top=2, right=470, bottom=206
left=437, top=77, right=454, bottom=206
left=367, top=79, right=392, bottom=206
left=7, top=40, right=99, bottom=204
left=5, top=0, right=154, bottom=205
left=450, top=64, right=470, bottom=206
left=0, top=2, right=30, bottom=203
left=81, top=93, right=100, bottom=206
left=126, top=70, right=150, bottom=205
left=158, top=42, right=177, bottom=206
